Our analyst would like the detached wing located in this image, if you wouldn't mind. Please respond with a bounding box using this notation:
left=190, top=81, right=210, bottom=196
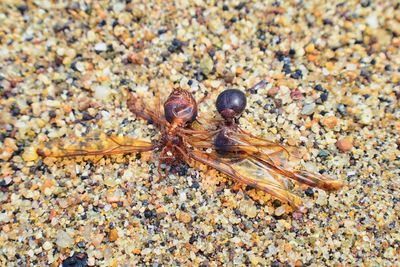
left=188, top=149, right=303, bottom=208
left=255, top=154, right=344, bottom=191
left=38, top=132, right=154, bottom=158
left=222, top=131, right=344, bottom=191
left=189, top=129, right=343, bottom=192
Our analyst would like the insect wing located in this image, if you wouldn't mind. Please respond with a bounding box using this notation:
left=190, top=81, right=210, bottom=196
left=127, top=92, right=167, bottom=127
left=226, top=132, right=344, bottom=191
left=189, top=150, right=303, bottom=208
left=39, top=132, right=154, bottom=158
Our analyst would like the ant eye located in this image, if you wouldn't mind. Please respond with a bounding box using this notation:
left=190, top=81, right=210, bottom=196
left=216, top=89, right=247, bottom=119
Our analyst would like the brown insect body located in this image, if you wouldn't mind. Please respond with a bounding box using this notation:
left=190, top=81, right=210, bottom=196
left=163, top=89, right=198, bottom=125
left=41, top=82, right=344, bottom=210
left=155, top=89, right=197, bottom=166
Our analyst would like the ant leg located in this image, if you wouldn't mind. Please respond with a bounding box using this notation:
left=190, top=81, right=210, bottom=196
left=157, top=149, right=167, bottom=181
left=154, top=89, right=162, bottom=120
left=174, top=145, right=189, bottom=163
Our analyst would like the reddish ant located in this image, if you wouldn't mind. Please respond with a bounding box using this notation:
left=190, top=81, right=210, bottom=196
left=38, top=81, right=344, bottom=209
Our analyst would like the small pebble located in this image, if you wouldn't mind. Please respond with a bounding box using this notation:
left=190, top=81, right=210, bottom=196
left=337, top=104, right=347, bottom=115
left=321, top=116, right=338, bottom=129
left=320, top=92, right=329, bottom=102
left=274, top=206, right=286, bottom=216
left=22, top=146, right=39, bottom=161
left=317, top=150, right=330, bottom=158
left=62, top=252, right=88, bottom=267
left=93, top=85, right=111, bottom=100
left=109, top=228, right=119, bottom=242
left=144, top=209, right=156, bottom=219
left=56, top=230, right=74, bottom=248
left=316, top=191, right=328, bottom=206
left=305, top=43, right=315, bottom=53
left=245, top=205, right=257, bottom=218
left=301, top=102, right=316, bottom=115
left=94, top=42, right=107, bottom=52
left=336, top=137, right=353, bottom=152
left=177, top=211, right=192, bottom=223
left=199, top=54, right=214, bottom=76
left=305, top=188, right=314, bottom=197
left=290, top=69, right=303, bottom=79
left=290, top=89, right=302, bottom=100
left=42, top=241, right=52, bottom=251
left=267, top=87, right=280, bottom=97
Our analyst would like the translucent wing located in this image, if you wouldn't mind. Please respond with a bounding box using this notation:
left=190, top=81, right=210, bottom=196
left=38, top=132, right=154, bottom=158
left=188, top=149, right=303, bottom=208
left=127, top=91, right=168, bottom=127
left=219, top=131, right=344, bottom=191
left=253, top=154, right=344, bottom=191
left=188, top=128, right=343, bottom=192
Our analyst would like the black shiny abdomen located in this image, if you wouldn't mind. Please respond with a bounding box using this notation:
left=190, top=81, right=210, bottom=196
left=214, top=130, right=236, bottom=155
left=216, top=89, right=247, bottom=120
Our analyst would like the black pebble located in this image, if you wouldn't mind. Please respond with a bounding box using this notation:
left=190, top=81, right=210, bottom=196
left=178, top=165, right=189, bottom=176
left=272, top=199, right=282, bottom=208
left=168, top=38, right=183, bottom=53
left=361, top=0, right=371, bottom=7
left=11, top=106, right=21, bottom=116
left=120, top=79, right=129, bottom=85
left=194, top=71, right=206, bottom=82
left=0, top=179, right=13, bottom=188
left=235, top=2, right=246, bottom=10
left=320, top=92, right=329, bottom=102
left=323, top=18, right=333, bottom=25
left=97, top=20, right=106, bottom=27
left=76, top=241, right=86, bottom=248
left=191, top=181, right=200, bottom=189
left=314, top=84, right=324, bottom=92
left=283, top=63, right=291, bottom=74
left=234, top=208, right=242, bottom=216
left=49, top=110, right=56, bottom=119
left=290, top=69, right=302, bottom=79
left=144, top=209, right=156, bottom=219
left=318, top=150, right=330, bottom=158
left=62, top=252, right=88, bottom=267
left=189, top=235, right=197, bottom=244
left=82, top=112, right=93, bottom=121
left=305, top=188, right=314, bottom=197
left=17, top=5, right=28, bottom=14
left=157, top=29, right=168, bottom=35
left=276, top=51, right=285, bottom=61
